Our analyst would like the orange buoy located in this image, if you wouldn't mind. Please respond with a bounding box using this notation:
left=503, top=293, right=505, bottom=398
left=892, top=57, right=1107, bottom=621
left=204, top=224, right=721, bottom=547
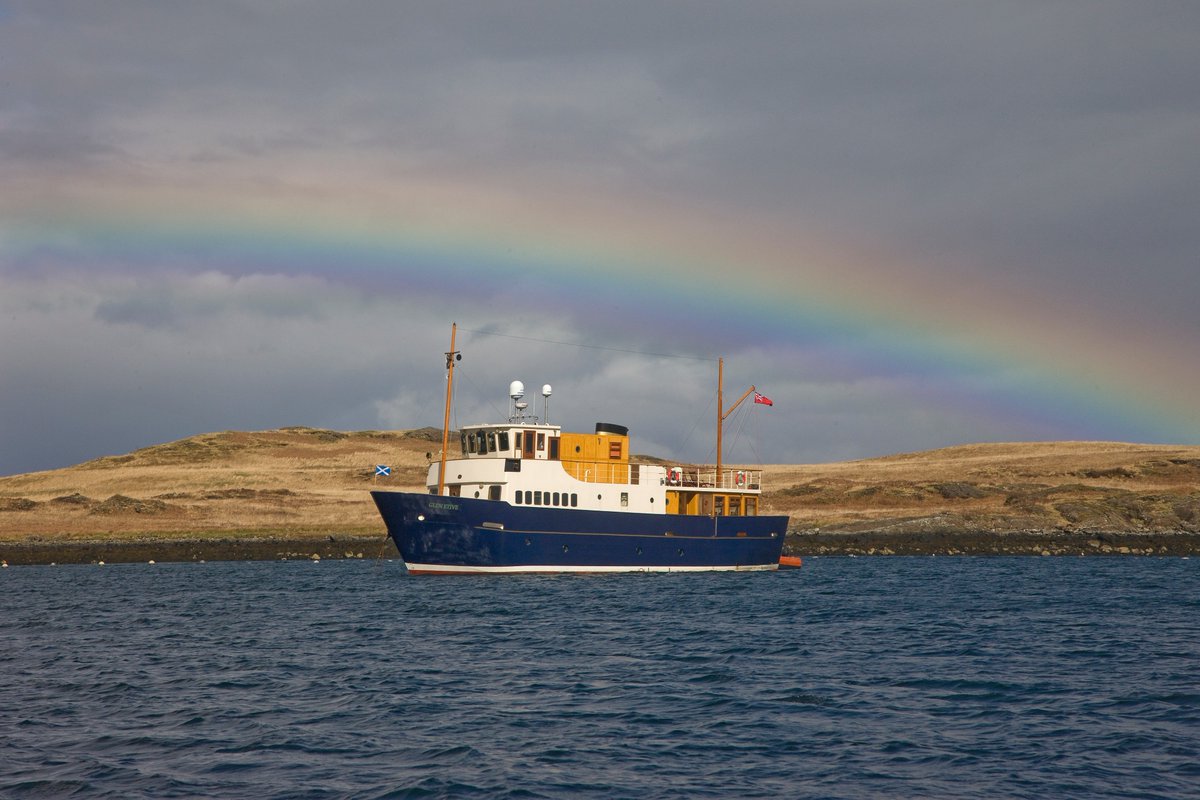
left=778, top=555, right=803, bottom=569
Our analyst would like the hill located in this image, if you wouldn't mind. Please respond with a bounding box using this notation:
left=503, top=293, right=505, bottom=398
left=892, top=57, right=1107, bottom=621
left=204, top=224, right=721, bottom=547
left=0, top=427, right=437, bottom=544
left=769, top=441, right=1200, bottom=530
left=2, top=431, right=1198, bottom=560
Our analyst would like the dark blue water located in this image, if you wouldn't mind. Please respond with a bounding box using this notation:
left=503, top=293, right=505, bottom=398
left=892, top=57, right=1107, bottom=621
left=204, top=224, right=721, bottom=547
left=2, top=558, right=1197, bottom=799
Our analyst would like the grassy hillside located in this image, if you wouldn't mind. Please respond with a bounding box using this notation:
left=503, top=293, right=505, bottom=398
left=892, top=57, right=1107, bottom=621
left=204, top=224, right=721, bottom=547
left=0, top=427, right=436, bottom=542
left=767, top=441, right=1200, bottom=536
left=2, top=430, right=1199, bottom=547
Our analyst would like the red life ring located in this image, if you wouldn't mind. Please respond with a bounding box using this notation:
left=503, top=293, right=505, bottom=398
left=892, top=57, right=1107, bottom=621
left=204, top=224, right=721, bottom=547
left=735, top=471, right=747, bottom=487
left=668, top=468, right=682, bottom=485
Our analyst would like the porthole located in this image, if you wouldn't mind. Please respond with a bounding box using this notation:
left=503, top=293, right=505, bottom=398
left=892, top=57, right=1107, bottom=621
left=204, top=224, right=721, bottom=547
left=474, top=491, right=480, bottom=498
left=525, top=537, right=532, bottom=546
left=636, top=546, right=642, bottom=555
left=562, top=544, right=569, bottom=553
left=677, top=548, right=685, bottom=556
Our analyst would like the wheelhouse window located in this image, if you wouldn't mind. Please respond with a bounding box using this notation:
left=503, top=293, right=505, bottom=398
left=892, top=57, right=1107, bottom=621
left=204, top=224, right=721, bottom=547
left=498, top=431, right=510, bottom=451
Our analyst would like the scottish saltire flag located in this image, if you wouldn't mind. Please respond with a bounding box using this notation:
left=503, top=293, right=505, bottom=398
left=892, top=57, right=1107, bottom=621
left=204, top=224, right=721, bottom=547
left=375, top=465, right=391, bottom=477
left=753, top=392, right=774, bottom=406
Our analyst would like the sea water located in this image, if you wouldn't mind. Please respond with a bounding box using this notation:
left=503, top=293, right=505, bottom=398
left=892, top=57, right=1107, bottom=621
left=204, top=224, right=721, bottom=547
left=1, top=557, right=1197, bottom=799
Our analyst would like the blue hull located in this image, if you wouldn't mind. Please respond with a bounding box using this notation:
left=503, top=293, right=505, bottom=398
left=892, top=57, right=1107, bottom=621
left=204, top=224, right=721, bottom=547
left=371, top=491, right=788, bottom=573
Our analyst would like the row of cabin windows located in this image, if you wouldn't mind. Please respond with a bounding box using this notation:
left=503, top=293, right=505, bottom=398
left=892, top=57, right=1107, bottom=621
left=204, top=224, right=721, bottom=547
left=463, top=430, right=511, bottom=455
left=462, top=430, right=623, bottom=462
left=709, top=495, right=758, bottom=516
left=444, top=485, right=504, bottom=501
left=462, top=430, right=552, bottom=456
left=514, top=490, right=578, bottom=508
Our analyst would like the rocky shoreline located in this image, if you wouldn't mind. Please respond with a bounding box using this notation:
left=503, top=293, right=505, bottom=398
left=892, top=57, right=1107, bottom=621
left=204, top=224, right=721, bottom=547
left=786, top=528, right=1200, bottom=557
left=0, top=535, right=399, bottom=566
left=3, top=529, right=1199, bottom=566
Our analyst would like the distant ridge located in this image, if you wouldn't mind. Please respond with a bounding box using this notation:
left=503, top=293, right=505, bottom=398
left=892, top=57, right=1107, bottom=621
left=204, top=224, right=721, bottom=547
left=2, top=430, right=1198, bottom=560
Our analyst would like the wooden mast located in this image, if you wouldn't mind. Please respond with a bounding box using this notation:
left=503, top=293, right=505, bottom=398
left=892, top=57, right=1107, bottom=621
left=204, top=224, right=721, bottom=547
left=716, top=358, right=724, bottom=485
left=716, top=357, right=756, bottom=492
left=437, top=322, right=459, bottom=496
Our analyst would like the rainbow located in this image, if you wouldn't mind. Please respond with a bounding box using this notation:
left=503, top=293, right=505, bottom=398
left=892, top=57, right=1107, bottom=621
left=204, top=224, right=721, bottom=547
left=4, top=181, right=1198, bottom=448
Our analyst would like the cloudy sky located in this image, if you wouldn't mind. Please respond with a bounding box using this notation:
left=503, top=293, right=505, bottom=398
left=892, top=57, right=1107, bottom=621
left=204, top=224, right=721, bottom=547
left=2, top=1, right=1198, bottom=476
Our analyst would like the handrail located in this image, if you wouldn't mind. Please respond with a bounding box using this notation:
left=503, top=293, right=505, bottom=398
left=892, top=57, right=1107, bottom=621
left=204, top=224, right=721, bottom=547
left=556, top=458, right=764, bottom=491
left=665, top=467, right=764, bottom=491
left=559, top=458, right=632, bottom=485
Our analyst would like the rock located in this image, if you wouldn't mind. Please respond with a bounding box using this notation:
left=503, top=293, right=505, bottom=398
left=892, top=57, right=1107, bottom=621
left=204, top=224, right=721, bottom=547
left=51, top=493, right=93, bottom=505
left=0, top=497, right=39, bottom=511
left=90, top=495, right=170, bottom=515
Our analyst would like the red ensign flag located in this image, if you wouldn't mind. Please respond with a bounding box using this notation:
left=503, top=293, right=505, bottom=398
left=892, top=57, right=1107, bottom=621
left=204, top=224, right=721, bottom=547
left=754, top=392, right=773, bottom=406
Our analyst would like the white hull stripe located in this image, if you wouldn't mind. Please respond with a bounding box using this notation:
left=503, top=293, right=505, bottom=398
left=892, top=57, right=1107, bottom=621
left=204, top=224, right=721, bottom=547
left=403, top=562, right=780, bottom=574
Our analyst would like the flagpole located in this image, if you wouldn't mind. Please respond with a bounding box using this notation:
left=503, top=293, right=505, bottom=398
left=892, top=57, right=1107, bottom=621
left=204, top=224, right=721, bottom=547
left=437, top=322, right=458, bottom=496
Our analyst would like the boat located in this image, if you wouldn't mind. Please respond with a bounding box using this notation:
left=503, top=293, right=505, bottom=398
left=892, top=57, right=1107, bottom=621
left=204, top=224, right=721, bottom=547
left=371, top=324, right=792, bottom=574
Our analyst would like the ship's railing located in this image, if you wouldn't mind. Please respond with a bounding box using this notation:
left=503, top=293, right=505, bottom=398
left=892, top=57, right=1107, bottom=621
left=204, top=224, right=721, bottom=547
left=558, top=460, right=763, bottom=490
left=664, top=467, right=763, bottom=492
left=560, top=459, right=635, bottom=485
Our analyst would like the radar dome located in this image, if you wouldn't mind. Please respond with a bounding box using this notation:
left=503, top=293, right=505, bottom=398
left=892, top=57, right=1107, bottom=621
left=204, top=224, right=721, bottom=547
left=542, top=384, right=552, bottom=397
left=509, top=380, right=525, bottom=400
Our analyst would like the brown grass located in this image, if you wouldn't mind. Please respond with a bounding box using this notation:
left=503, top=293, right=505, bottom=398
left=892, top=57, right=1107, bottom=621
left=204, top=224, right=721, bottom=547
left=2, top=432, right=1198, bottom=542
left=0, top=427, right=433, bottom=542
left=758, top=441, right=1200, bottom=532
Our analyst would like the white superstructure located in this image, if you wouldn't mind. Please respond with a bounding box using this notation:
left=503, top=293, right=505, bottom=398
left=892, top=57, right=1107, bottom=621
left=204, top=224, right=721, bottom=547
left=428, top=382, right=767, bottom=518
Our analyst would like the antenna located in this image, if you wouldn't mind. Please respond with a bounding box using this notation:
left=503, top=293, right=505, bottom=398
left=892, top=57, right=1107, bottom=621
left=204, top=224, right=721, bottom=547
left=509, top=380, right=528, bottom=422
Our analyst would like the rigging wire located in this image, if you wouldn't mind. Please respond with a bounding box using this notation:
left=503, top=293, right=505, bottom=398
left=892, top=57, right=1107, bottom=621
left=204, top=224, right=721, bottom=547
left=448, top=325, right=767, bottom=467
left=459, top=327, right=715, bottom=363
left=722, top=399, right=767, bottom=466
left=450, top=348, right=509, bottom=424
left=680, top=388, right=718, bottom=463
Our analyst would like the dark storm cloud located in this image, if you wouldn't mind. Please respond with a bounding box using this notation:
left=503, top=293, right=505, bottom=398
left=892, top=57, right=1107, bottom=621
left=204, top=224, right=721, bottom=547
left=2, top=2, right=1198, bottom=473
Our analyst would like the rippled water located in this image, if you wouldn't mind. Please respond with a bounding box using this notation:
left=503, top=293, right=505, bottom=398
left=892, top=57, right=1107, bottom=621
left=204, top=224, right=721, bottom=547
left=2, top=557, right=1198, bottom=799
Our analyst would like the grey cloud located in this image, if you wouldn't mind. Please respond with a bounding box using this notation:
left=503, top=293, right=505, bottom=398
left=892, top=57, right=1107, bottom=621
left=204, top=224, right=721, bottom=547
left=91, top=273, right=340, bottom=330
left=3, top=2, right=1198, bottom=473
